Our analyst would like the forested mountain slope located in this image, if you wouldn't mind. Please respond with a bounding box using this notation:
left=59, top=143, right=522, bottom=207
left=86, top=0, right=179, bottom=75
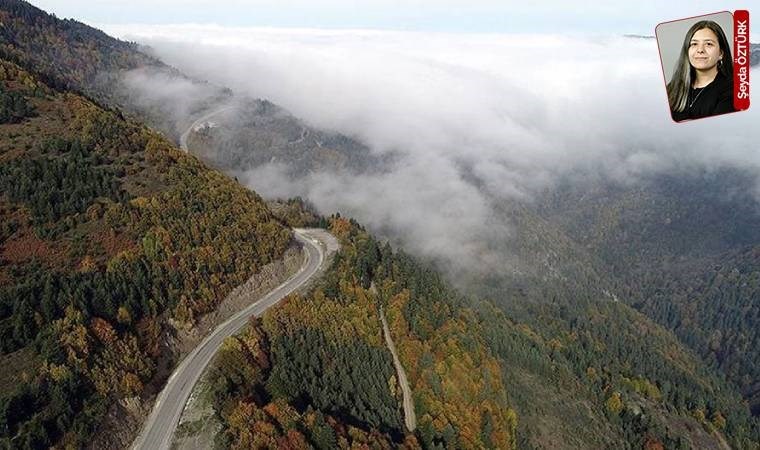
left=0, top=0, right=231, bottom=139
left=536, top=170, right=760, bottom=416
left=0, top=0, right=156, bottom=95
left=0, top=57, right=291, bottom=447
left=1, top=1, right=759, bottom=448
left=0, top=0, right=396, bottom=176
left=185, top=100, right=391, bottom=177
left=206, top=214, right=760, bottom=449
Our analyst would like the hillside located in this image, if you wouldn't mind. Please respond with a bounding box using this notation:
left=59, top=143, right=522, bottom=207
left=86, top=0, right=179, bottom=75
left=205, top=216, right=517, bottom=448
left=0, top=0, right=230, bottom=140
left=0, top=0, right=389, bottom=176
left=185, top=100, right=392, bottom=177
left=0, top=57, right=292, bottom=447
left=1, top=1, right=759, bottom=448
left=174, top=41, right=760, bottom=440
left=204, top=214, right=760, bottom=449
left=187, top=91, right=760, bottom=444
left=0, top=0, right=156, bottom=95
left=182, top=102, right=760, bottom=448
left=536, top=170, right=760, bottom=415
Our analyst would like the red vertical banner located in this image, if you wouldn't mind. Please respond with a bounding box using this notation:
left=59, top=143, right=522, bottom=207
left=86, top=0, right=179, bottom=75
left=733, top=10, right=750, bottom=111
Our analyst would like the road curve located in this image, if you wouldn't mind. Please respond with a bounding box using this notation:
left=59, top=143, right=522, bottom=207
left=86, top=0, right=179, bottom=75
left=179, top=106, right=234, bottom=152
left=380, top=308, right=417, bottom=432
left=132, top=228, right=331, bottom=450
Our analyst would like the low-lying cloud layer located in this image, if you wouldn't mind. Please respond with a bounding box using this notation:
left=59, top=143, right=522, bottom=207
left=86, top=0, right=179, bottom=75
left=103, top=24, right=760, bottom=274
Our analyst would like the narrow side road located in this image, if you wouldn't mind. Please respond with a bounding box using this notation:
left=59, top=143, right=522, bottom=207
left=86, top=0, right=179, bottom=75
left=380, top=307, right=417, bottom=432
left=132, top=228, right=335, bottom=450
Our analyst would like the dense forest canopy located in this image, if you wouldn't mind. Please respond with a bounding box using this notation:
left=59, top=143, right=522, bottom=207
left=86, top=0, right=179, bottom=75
left=0, top=58, right=291, bottom=447
left=208, top=214, right=760, bottom=449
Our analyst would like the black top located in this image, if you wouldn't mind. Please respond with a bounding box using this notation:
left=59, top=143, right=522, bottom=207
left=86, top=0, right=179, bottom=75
left=671, top=72, right=735, bottom=122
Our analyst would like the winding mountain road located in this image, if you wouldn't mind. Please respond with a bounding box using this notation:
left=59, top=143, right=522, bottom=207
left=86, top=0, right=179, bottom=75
left=179, top=105, right=233, bottom=152
left=132, top=228, right=334, bottom=450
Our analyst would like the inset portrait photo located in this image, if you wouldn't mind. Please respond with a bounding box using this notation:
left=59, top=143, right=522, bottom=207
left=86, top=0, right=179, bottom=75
left=656, top=12, right=746, bottom=123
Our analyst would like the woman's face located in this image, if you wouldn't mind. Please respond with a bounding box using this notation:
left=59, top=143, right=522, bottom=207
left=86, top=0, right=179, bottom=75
left=688, top=28, right=723, bottom=71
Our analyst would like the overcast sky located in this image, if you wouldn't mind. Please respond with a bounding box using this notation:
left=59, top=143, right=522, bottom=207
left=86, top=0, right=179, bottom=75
left=29, top=0, right=756, bottom=35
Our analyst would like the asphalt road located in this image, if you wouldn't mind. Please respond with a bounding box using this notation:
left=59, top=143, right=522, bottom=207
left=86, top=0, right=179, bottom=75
left=132, top=228, right=332, bottom=450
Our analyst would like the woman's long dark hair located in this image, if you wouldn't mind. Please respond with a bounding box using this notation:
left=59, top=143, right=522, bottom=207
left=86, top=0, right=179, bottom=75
left=666, top=20, right=733, bottom=113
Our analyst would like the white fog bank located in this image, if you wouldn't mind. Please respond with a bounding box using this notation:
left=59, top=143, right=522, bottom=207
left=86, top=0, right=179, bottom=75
left=101, top=24, right=760, bottom=271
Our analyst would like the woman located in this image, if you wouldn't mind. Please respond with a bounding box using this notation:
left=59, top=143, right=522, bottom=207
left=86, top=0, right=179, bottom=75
left=667, top=20, right=734, bottom=122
